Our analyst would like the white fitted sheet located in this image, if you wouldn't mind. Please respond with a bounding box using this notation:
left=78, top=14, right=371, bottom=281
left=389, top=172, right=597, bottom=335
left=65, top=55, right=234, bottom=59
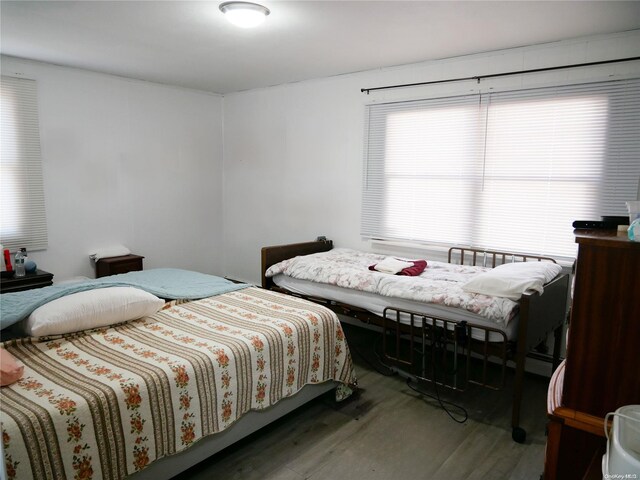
left=273, top=274, right=518, bottom=342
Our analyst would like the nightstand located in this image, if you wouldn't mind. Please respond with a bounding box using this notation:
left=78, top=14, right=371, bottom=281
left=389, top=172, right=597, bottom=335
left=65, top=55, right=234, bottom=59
left=0, top=270, right=54, bottom=293
left=96, top=255, right=144, bottom=278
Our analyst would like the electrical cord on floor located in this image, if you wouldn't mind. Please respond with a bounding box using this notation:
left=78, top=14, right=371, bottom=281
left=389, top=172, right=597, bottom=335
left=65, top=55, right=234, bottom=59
left=406, top=376, right=468, bottom=424
left=349, top=328, right=468, bottom=423
left=407, top=328, right=468, bottom=424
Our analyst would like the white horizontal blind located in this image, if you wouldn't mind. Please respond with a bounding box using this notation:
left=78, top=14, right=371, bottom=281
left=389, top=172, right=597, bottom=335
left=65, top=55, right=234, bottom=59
left=363, top=94, right=486, bottom=246
left=362, top=78, right=640, bottom=259
left=1, top=76, right=48, bottom=252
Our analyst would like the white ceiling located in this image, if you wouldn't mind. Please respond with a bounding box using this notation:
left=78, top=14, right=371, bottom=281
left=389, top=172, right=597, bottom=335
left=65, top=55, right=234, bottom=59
left=2, top=1, right=640, bottom=94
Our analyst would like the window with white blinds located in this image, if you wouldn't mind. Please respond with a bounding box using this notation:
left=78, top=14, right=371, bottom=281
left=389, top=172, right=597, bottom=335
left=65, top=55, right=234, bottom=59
left=1, top=76, right=48, bottom=252
left=362, top=78, right=640, bottom=259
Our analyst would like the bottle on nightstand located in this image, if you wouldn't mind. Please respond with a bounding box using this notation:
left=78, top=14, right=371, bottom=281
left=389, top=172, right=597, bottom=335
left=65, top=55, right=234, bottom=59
left=14, top=250, right=25, bottom=277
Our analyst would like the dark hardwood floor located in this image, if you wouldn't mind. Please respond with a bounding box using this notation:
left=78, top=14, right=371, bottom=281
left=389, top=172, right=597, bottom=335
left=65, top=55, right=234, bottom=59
left=174, top=324, right=549, bottom=480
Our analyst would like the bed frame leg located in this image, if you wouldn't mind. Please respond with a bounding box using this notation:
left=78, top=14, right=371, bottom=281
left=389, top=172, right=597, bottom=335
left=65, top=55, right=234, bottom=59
left=511, top=351, right=527, bottom=444
left=552, top=323, right=563, bottom=373
left=512, top=426, right=527, bottom=444
left=512, top=296, right=531, bottom=444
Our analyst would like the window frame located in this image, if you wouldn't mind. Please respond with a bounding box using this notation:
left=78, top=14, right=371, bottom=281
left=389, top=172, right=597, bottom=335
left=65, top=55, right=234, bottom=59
left=1, top=75, right=48, bottom=253
left=361, top=78, right=640, bottom=259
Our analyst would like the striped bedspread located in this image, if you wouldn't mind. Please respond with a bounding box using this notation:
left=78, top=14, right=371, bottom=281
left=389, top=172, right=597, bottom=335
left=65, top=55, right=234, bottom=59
left=1, top=287, right=356, bottom=480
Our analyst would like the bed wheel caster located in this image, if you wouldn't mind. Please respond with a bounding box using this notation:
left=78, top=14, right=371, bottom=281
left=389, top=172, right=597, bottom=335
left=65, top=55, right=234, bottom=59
left=512, top=426, right=526, bottom=443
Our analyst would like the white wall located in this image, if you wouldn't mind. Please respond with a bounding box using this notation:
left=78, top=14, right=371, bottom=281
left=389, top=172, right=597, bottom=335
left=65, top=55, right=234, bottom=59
left=223, top=30, right=640, bottom=284
left=1, top=56, right=225, bottom=281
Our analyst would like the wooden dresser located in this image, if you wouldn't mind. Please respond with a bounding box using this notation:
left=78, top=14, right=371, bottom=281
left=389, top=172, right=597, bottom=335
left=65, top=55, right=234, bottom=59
left=545, top=231, right=640, bottom=479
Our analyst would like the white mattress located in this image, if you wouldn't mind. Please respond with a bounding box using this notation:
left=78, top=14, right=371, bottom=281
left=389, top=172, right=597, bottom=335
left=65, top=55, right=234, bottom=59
left=273, top=273, right=518, bottom=342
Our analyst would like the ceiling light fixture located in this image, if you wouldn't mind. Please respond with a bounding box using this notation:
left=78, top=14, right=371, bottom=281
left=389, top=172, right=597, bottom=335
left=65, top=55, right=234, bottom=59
left=219, top=1, right=270, bottom=28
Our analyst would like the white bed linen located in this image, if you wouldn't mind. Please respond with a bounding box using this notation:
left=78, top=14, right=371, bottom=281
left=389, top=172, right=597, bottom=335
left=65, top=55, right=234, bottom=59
left=273, top=274, right=518, bottom=342
left=266, top=248, right=519, bottom=325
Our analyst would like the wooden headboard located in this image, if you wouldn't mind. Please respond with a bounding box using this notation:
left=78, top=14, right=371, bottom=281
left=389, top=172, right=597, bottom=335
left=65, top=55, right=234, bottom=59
left=261, top=240, right=333, bottom=289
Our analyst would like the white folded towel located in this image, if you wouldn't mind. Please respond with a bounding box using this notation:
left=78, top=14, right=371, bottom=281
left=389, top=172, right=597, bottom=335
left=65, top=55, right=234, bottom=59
left=89, top=245, right=131, bottom=262
left=373, top=257, right=414, bottom=274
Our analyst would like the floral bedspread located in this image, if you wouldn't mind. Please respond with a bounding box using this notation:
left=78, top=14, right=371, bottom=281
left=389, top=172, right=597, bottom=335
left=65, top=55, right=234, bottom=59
left=0, top=287, right=355, bottom=480
left=266, top=248, right=519, bottom=324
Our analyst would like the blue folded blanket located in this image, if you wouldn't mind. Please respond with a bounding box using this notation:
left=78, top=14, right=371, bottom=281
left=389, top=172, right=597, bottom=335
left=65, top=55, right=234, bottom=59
left=0, top=268, right=249, bottom=330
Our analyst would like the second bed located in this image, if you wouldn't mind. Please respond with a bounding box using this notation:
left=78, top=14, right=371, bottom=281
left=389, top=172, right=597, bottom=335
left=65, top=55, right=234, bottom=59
left=261, top=240, right=570, bottom=443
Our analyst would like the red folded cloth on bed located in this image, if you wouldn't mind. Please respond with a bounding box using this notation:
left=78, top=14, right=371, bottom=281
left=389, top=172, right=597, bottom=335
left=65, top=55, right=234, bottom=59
left=369, top=259, right=427, bottom=276
left=398, top=259, right=427, bottom=276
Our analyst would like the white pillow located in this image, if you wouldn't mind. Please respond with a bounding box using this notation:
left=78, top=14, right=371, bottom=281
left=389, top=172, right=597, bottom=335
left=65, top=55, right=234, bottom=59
left=88, top=245, right=131, bottom=262
left=22, top=287, right=165, bottom=337
left=462, top=261, right=562, bottom=301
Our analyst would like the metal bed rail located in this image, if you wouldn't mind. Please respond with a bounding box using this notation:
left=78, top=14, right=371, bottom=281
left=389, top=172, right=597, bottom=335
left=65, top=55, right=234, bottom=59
left=448, top=246, right=557, bottom=267
left=381, top=307, right=509, bottom=392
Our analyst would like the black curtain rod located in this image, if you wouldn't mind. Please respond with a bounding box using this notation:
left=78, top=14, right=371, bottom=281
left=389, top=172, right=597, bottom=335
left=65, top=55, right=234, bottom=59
left=361, top=56, right=640, bottom=94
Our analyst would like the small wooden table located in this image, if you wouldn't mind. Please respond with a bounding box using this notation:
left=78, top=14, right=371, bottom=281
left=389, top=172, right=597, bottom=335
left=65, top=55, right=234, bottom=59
left=0, top=269, right=54, bottom=293
left=96, top=255, right=144, bottom=278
